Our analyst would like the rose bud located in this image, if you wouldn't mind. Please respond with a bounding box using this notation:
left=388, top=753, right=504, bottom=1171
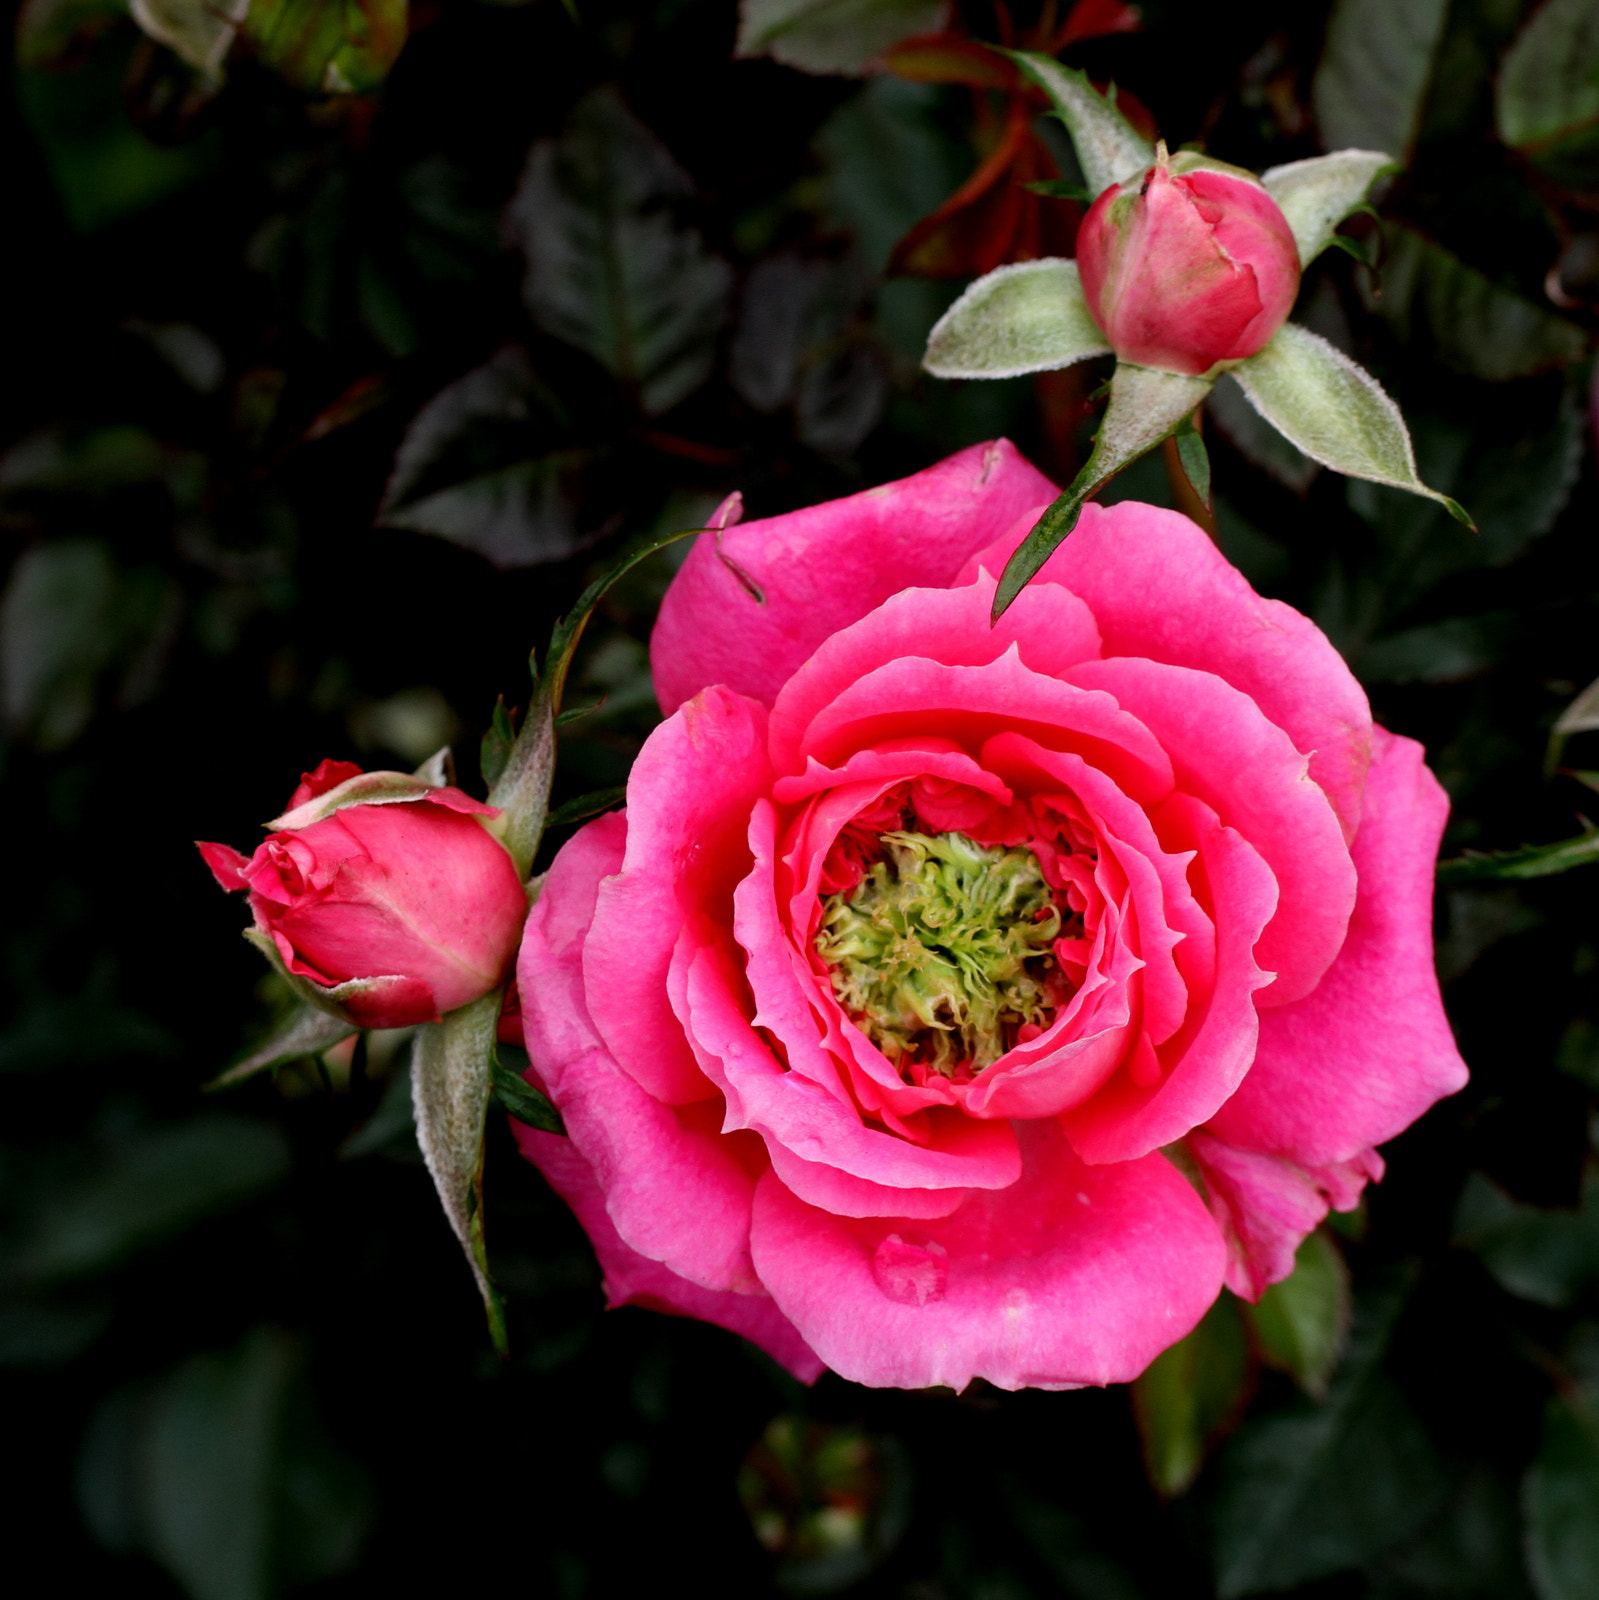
left=198, top=759, right=527, bottom=1030
left=1076, top=145, right=1301, bottom=377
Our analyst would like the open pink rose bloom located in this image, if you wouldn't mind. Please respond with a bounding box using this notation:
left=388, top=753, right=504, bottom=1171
left=513, top=441, right=1468, bottom=1391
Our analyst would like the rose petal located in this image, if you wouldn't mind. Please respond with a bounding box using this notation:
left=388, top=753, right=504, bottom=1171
left=673, top=932, right=1021, bottom=1214
left=583, top=686, right=773, bottom=1105
left=515, top=1123, right=823, bottom=1382
left=764, top=573, right=1101, bottom=770
left=1187, top=1131, right=1383, bottom=1299
left=1205, top=728, right=1468, bottom=1165
left=652, top=440, right=1056, bottom=715
left=749, top=1122, right=1226, bottom=1390
left=790, top=650, right=1176, bottom=805
left=1067, top=656, right=1353, bottom=1005
left=520, top=811, right=765, bottom=1295
left=961, top=501, right=1373, bottom=843
left=1061, top=794, right=1276, bottom=1163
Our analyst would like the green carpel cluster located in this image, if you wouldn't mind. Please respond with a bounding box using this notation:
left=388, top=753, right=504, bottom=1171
left=816, top=830, right=1066, bottom=1078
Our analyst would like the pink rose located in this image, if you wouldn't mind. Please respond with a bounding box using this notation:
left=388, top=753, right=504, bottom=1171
left=200, top=759, right=526, bottom=1030
left=1077, top=153, right=1300, bottom=376
left=512, top=441, right=1467, bottom=1390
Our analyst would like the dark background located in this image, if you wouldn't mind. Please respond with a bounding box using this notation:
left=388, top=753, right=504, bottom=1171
left=5, top=0, right=1599, bottom=1594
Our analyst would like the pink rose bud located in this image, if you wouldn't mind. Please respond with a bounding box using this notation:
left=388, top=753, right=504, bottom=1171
left=1076, top=148, right=1301, bottom=376
left=198, top=759, right=526, bottom=1030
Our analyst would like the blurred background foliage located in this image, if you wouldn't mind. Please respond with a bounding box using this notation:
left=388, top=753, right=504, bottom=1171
left=3, top=0, right=1599, bottom=1594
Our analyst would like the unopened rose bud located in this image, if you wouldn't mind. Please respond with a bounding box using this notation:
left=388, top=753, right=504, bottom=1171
left=198, top=759, right=526, bottom=1029
left=1077, top=147, right=1301, bottom=377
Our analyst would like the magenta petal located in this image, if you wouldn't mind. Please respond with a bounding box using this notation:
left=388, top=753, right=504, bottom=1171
left=1206, top=728, right=1468, bottom=1166
left=795, top=652, right=1176, bottom=805
left=764, top=574, right=1101, bottom=769
left=583, top=686, right=773, bottom=1106
left=1187, top=1131, right=1381, bottom=1299
left=651, top=441, right=1057, bottom=716
left=516, top=1123, right=823, bottom=1382
left=962, top=501, right=1373, bottom=844
left=520, top=810, right=764, bottom=1295
left=197, top=840, right=252, bottom=891
left=749, top=1122, right=1225, bottom=1390
left=1061, top=794, right=1277, bottom=1163
left=1067, top=656, right=1353, bottom=1006
left=675, top=936, right=1021, bottom=1204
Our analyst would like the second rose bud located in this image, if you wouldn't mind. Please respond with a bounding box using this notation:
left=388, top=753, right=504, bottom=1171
left=199, top=759, right=527, bottom=1030
left=1076, top=146, right=1301, bottom=377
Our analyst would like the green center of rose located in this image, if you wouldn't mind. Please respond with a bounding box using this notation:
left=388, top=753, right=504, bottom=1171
left=815, top=830, right=1064, bottom=1078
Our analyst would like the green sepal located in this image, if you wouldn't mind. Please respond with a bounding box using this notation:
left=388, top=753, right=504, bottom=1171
left=1324, top=233, right=1377, bottom=269
left=1546, top=674, right=1599, bottom=777
left=487, top=519, right=709, bottom=880
left=207, top=1000, right=357, bottom=1092
left=490, top=1054, right=565, bottom=1135
left=923, top=258, right=1111, bottom=381
left=480, top=696, right=517, bottom=790
left=1000, top=50, right=1153, bottom=197
left=411, top=990, right=507, bottom=1356
left=267, top=769, right=444, bottom=832
left=546, top=786, right=627, bottom=829
left=1174, top=413, right=1212, bottom=508
left=1436, top=829, right=1599, bottom=884
left=1231, top=323, right=1474, bottom=528
left=1259, top=150, right=1396, bottom=267
left=238, top=927, right=388, bottom=1026
left=994, top=362, right=1212, bottom=621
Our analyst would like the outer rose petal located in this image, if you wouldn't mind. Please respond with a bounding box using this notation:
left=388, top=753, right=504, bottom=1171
left=582, top=686, right=773, bottom=1106
left=652, top=440, right=1056, bottom=715
left=1187, top=1131, right=1384, bottom=1299
left=1206, top=728, right=1468, bottom=1166
left=963, top=502, right=1374, bottom=843
left=520, top=811, right=765, bottom=1295
left=515, top=1122, right=823, bottom=1382
left=748, top=1121, right=1226, bottom=1391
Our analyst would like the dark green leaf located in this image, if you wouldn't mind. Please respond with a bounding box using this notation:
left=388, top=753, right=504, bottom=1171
left=1210, top=1279, right=1448, bottom=1597
left=491, top=1054, right=565, bottom=1135
left=505, top=89, right=731, bottom=417
left=78, top=1327, right=371, bottom=1600
left=379, top=347, right=593, bottom=570
left=1371, top=228, right=1586, bottom=382
left=14, top=1115, right=291, bottom=1283
left=1313, top=0, right=1451, bottom=159
left=1023, top=178, right=1095, bottom=202
left=734, top=0, right=948, bottom=76
left=1437, top=831, right=1599, bottom=884
left=1174, top=414, right=1212, bottom=508
left=1453, top=1172, right=1599, bottom=1307
left=1527, top=1389, right=1599, bottom=1600
left=1131, top=1293, right=1251, bottom=1498
left=1244, top=1230, right=1352, bottom=1400
left=546, top=786, right=626, bottom=829
left=242, top=0, right=409, bottom=94
left=1497, top=0, right=1599, bottom=192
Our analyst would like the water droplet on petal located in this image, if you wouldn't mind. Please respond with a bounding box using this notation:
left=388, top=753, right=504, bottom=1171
left=871, top=1232, right=949, bottom=1306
